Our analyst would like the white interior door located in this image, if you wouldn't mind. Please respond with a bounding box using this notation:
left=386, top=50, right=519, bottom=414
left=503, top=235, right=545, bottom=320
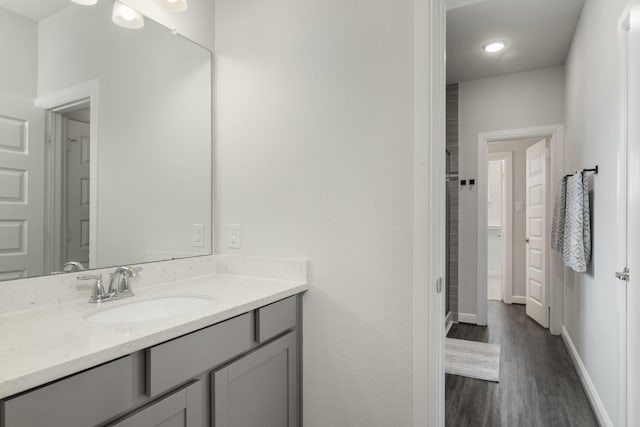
left=0, top=113, right=44, bottom=281
left=64, top=119, right=90, bottom=267
left=525, top=139, right=549, bottom=328
left=626, top=1, right=640, bottom=423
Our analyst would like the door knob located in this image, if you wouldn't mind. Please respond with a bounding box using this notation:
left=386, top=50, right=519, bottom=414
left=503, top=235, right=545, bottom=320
left=526, top=238, right=530, bottom=244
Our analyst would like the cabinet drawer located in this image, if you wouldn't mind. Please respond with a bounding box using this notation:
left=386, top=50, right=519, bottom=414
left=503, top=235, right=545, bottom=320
left=1, top=356, right=133, bottom=427
left=255, top=296, right=297, bottom=343
left=147, top=313, right=252, bottom=396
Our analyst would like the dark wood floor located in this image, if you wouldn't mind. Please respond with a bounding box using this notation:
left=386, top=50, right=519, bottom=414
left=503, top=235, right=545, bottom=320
left=445, top=302, right=598, bottom=427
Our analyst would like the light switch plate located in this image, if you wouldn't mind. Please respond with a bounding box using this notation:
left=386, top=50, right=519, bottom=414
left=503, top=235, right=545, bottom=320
left=227, top=224, right=241, bottom=249
left=192, top=224, right=205, bottom=247
left=515, top=201, right=524, bottom=212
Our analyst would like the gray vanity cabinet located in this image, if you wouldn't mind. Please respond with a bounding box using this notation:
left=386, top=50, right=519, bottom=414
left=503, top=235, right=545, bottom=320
left=213, top=331, right=298, bottom=427
left=108, top=381, right=201, bottom=427
left=0, top=295, right=301, bottom=427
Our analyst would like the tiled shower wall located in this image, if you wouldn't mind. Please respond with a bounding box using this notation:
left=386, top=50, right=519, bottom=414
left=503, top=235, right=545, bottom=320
left=446, top=83, right=459, bottom=321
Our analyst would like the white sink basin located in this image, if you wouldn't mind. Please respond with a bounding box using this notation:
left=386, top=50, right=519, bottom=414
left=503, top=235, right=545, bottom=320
left=86, top=296, right=212, bottom=325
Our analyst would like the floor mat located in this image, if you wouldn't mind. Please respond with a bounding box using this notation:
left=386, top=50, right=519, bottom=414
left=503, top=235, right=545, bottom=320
left=445, top=338, right=501, bottom=382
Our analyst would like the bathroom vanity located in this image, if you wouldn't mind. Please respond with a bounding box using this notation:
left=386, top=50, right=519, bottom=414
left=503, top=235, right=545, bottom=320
left=0, top=2, right=309, bottom=425
left=0, top=256, right=308, bottom=427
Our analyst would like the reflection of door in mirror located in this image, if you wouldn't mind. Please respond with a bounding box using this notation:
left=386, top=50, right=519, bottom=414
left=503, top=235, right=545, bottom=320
left=63, top=112, right=90, bottom=270
left=0, top=7, right=45, bottom=282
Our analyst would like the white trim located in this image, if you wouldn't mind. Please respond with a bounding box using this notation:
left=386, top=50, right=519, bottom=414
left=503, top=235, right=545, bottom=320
left=413, top=0, right=445, bottom=425
left=37, top=80, right=99, bottom=268
left=511, top=296, right=526, bottom=304
left=477, top=125, right=564, bottom=333
left=445, top=311, right=453, bottom=335
left=561, top=326, right=614, bottom=427
left=488, top=151, right=513, bottom=304
left=618, top=5, right=631, bottom=426
left=458, top=313, right=478, bottom=324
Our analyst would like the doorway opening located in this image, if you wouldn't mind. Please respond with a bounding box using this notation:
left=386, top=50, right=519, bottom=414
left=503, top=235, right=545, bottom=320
left=478, top=127, right=563, bottom=330
left=42, top=97, right=96, bottom=274
left=486, top=150, right=512, bottom=304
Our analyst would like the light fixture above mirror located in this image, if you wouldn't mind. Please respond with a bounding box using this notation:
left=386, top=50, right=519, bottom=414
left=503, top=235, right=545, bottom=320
left=71, top=0, right=98, bottom=4
left=112, top=0, right=144, bottom=29
left=155, top=0, right=188, bottom=12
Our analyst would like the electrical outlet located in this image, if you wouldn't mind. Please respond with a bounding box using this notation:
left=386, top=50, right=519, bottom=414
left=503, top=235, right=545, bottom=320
left=192, top=224, right=204, bottom=247
left=515, top=201, right=524, bottom=212
left=227, top=224, right=241, bottom=249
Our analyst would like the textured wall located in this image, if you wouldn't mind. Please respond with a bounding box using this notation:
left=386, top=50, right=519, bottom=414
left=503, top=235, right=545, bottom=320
left=214, top=0, right=415, bottom=425
left=564, top=0, right=629, bottom=423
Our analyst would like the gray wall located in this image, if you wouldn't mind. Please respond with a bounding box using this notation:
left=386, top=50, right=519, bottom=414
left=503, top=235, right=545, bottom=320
left=564, top=0, right=628, bottom=423
left=446, top=84, right=459, bottom=320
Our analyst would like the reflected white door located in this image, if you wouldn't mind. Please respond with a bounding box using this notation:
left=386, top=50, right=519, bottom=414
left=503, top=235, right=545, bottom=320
left=525, top=139, right=549, bottom=328
left=627, top=1, right=640, bottom=423
left=0, top=114, right=44, bottom=281
left=64, top=119, right=90, bottom=267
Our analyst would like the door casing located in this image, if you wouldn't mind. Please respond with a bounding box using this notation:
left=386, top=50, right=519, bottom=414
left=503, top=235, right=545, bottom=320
left=477, top=125, right=564, bottom=334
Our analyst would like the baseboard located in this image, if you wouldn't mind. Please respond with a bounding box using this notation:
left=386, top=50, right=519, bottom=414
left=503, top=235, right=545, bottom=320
left=458, top=313, right=477, bottom=324
left=561, top=326, right=613, bottom=427
left=445, top=320, right=453, bottom=336
left=511, top=296, right=526, bottom=304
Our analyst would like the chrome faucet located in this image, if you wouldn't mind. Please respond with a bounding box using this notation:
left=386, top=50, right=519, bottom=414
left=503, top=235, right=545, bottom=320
left=63, top=262, right=86, bottom=273
left=77, top=266, right=141, bottom=303
left=77, top=274, right=114, bottom=303
left=108, top=266, right=141, bottom=298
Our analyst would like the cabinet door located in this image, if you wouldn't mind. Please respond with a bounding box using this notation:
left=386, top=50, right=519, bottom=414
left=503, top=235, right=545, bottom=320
left=109, top=381, right=201, bottom=427
left=213, top=332, right=298, bottom=427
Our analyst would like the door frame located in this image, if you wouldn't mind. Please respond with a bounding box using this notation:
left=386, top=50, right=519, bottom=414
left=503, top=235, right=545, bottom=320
left=413, top=0, right=446, bottom=425
left=487, top=151, right=513, bottom=304
left=36, top=80, right=99, bottom=272
left=476, top=125, right=564, bottom=333
left=618, top=3, right=632, bottom=425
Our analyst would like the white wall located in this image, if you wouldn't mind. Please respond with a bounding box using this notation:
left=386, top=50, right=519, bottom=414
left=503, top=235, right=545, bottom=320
left=38, top=2, right=211, bottom=267
left=458, top=66, right=565, bottom=318
left=489, top=139, right=539, bottom=300
left=563, top=0, right=628, bottom=423
left=215, top=0, right=415, bottom=425
left=0, top=8, right=45, bottom=279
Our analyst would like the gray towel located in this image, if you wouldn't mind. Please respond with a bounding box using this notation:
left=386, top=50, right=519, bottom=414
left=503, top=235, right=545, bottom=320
left=550, top=178, right=567, bottom=252
left=561, top=171, right=591, bottom=272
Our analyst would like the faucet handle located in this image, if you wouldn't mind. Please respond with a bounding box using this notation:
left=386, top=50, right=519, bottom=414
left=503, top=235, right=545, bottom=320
left=77, top=274, right=114, bottom=303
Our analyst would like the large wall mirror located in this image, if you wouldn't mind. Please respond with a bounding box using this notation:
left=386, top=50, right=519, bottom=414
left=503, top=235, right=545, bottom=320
left=0, top=1, right=212, bottom=281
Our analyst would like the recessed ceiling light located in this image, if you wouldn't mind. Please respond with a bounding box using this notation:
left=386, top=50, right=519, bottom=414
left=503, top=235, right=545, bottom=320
left=155, top=0, right=188, bottom=12
left=483, top=41, right=506, bottom=53
left=71, top=0, right=98, bottom=5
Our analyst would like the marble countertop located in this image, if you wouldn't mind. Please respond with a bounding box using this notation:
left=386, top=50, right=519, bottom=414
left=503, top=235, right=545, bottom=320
left=0, top=273, right=307, bottom=399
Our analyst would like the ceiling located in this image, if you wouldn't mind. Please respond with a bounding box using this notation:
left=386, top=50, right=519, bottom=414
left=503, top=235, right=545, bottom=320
left=0, top=0, right=70, bottom=21
left=446, top=0, right=585, bottom=83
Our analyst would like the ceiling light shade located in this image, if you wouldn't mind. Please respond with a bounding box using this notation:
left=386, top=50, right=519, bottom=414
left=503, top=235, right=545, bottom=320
left=112, top=1, right=144, bottom=29
left=71, top=0, right=98, bottom=4
left=155, top=0, right=188, bottom=12
left=483, top=41, right=506, bottom=53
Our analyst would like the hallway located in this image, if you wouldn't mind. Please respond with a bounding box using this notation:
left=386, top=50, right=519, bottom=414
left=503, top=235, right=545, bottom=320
left=445, top=302, right=597, bottom=426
